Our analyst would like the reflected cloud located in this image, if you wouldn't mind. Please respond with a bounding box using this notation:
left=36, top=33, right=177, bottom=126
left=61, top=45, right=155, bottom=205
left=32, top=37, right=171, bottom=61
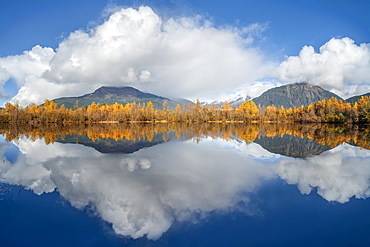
left=204, top=137, right=280, bottom=161
left=0, top=137, right=274, bottom=239
left=274, top=144, right=370, bottom=203
left=0, top=142, right=50, bottom=194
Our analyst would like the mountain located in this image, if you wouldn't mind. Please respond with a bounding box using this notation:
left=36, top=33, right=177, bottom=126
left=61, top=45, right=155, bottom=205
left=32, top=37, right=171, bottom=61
left=52, top=86, right=183, bottom=109
left=346, top=92, right=370, bottom=104
left=204, top=87, right=251, bottom=106
left=254, top=134, right=333, bottom=158
left=169, top=97, right=193, bottom=105
left=57, top=132, right=179, bottom=153
left=252, top=82, right=343, bottom=109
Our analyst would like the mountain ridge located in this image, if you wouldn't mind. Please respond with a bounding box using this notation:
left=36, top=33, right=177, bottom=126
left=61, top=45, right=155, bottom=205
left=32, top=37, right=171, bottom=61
left=52, top=86, right=182, bottom=109
left=83, top=86, right=169, bottom=100
left=252, top=82, right=343, bottom=109
left=345, top=92, right=370, bottom=104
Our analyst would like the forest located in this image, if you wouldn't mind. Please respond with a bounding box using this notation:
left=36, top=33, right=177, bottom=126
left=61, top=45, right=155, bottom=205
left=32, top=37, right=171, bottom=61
left=0, top=96, right=369, bottom=124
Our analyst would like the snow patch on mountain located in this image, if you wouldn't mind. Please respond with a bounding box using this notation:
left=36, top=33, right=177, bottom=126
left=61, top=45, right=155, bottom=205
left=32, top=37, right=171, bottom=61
left=205, top=87, right=251, bottom=106
left=203, top=80, right=281, bottom=106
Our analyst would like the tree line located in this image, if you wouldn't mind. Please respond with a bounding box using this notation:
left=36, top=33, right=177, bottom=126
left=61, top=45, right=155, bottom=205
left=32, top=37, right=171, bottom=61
left=0, top=96, right=370, bottom=124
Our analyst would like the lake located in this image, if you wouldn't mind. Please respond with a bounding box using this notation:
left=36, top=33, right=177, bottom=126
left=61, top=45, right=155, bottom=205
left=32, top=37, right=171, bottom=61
left=1, top=123, right=370, bottom=247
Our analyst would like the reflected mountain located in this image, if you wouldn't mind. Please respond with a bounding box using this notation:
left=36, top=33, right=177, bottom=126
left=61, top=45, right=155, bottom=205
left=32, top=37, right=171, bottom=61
left=57, top=132, right=179, bottom=153
left=254, top=134, right=332, bottom=158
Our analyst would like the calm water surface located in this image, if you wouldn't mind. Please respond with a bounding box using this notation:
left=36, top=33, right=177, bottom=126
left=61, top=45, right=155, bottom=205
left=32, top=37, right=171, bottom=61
left=1, top=124, right=370, bottom=247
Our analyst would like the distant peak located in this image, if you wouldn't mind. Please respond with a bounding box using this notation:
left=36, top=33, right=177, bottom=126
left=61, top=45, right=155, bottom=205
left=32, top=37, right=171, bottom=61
left=291, top=82, right=310, bottom=86
left=283, top=82, right=322, bottom=90
left=87, top=86, right=170, bottom=101
left=94, top=86, right=137, bottom=93
left=98, top=86, right=135, bottom=90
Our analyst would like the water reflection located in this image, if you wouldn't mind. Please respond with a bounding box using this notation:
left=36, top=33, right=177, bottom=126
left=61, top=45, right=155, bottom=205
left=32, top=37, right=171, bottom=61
left=274, top=144, right=370, bottom=203
left=0, top=136, right=275, bottom=239
left=0, top=123, right=370, bottom=240
left=1, top=123, right=369, bottom=155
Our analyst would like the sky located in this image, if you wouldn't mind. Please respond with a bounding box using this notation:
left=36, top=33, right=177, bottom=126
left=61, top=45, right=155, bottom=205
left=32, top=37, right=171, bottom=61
left=0, top=0, right=369, bottom=106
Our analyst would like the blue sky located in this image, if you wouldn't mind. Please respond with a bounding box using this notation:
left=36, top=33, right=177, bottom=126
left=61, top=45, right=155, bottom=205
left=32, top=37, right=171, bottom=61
left=0, top=0, right=369, bottom=105
left=1, top=0, right=369, bottom=56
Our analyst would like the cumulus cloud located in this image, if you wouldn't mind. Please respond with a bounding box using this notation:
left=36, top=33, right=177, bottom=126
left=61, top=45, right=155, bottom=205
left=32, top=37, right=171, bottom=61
left=277, top=37, right=370, bottom=98
left=0, top=45, right=54, bottom=85
left=273, top=143, right=370, bottom=203
left=0, top=45, right=55, bottom=102
left=0, top=6, right=271, bottom=106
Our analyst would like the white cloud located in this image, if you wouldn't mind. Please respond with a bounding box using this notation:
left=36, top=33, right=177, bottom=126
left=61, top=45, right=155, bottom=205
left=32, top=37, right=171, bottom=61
left=277, top=37, right=370, bottom=98
left=0, top=45, right=55, bottom=103
left=0, top=45, right=54, bottom=84
left=0, top=68, right=10, bottom=85
left=0, top=6, right=271, bottom=106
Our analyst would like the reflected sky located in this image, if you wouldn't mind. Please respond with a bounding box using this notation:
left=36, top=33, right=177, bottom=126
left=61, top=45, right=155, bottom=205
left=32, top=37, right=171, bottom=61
left=1, top=133, right=370, bottom=241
